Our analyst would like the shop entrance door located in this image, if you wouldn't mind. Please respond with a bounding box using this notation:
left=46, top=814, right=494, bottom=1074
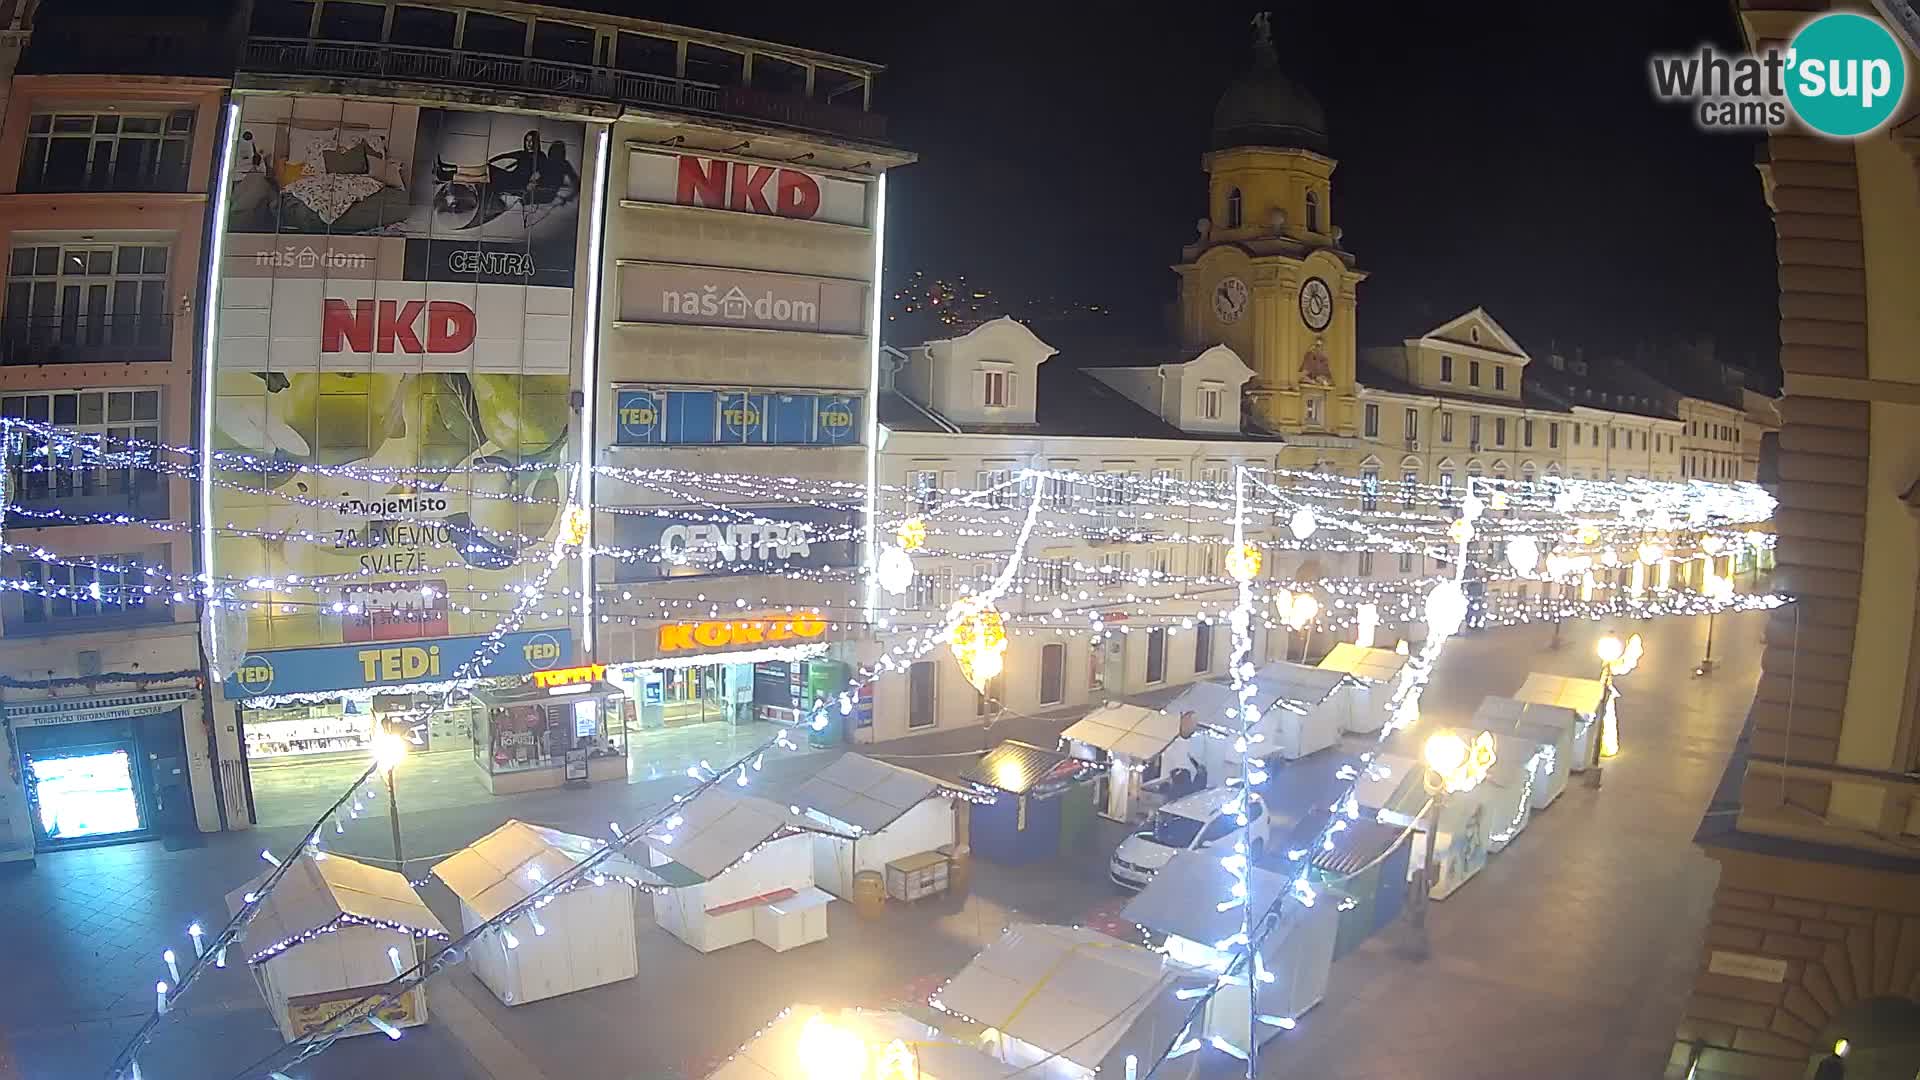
left=22, top=740, right=147, bottom=849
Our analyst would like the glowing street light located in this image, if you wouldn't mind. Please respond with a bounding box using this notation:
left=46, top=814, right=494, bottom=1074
left=1412, top=729, right=1495, bottom=956
left=371, top=729, right=410, bottom=876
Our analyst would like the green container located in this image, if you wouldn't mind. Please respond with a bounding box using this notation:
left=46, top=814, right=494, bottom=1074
left=1056, top=782, right=1098, bottom=854
left=806, top=659, right=851, bottom=748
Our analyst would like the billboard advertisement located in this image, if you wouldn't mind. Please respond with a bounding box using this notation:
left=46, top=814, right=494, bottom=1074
left=617, top=262, right=868, bottom=335
left=625, top=150, right=870, bottom=228
left=212, top=95, right=593, bottom=663
left=609, top=505, right=859, bottom=582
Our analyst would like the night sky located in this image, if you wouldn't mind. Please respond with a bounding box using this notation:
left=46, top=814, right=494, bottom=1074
left=659, top=0, right=1781, bottom=378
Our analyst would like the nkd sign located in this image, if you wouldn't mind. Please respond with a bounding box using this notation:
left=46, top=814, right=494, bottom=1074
left=627, top=150, right=869, bottom=228
left=618, top=263, right=867, bottom=335
left=322, top=299, right=477, bottom=354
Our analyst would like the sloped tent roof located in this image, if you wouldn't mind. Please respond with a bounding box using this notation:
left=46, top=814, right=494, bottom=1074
left=1513, top=672, right=1605, bottom=716
left=1164, top=679, right=1238, bottom=728
left=935, top=924, right=1210, bottom=1073
left=790, top=753, right=952, bottom=835
left=1317, top=643, right=1408, bottom=683
left=1351, top=752, right=1425, bottom=819
left=226, top=852, right=446, bottom=963
left=1472, top=695, right=1583, bottom=736
left=1061, top=702, right=1187, bottom=761
left=644, top=789, right=831, bottom=883
left=707, top=1005, right=1017, bottom=1080
left=1122, top=849, right=1289, bottom=946
left=1247, top=662, right=1348, bottom=712
left=433, top=820, right=647, bottom=921
left=961, top=740, right=1092, bottom=796
left=1262, top=752, right=1363, bottom=849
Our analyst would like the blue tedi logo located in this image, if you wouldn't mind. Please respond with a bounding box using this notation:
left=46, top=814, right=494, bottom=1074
left=1650, top=13, right=1907, bottom=137
left=233, top=654, right=276, bottom=695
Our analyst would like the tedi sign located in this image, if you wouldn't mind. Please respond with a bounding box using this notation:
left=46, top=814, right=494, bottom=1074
left=322, top=299, right=478, bottom=354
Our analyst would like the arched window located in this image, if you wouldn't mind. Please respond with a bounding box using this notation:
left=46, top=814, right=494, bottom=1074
left=1304, top=190, right=1321, bottom=233
left=1226, top=188, right=1243, bottom=229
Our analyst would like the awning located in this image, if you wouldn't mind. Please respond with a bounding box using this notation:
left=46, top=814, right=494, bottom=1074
left=3, top=688, right=197, bottom=729
left=960, top=741, right=1091, bottom=796
left=1060, top=702, right=1186, bottom=761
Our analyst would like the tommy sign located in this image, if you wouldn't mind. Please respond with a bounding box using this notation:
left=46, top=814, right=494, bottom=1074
left=618, top=263, right=868, bottom=335
left=626, top=150, right=869, bottom=227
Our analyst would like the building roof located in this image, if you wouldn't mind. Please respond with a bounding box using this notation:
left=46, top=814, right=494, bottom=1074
left=934, top=924, right=1208, bottom=1072
left=961, top=740, right=1092, bottom=796
left=789, top=753, right=950, bottom=835
left=1122, top=849, right=1290, bottom=944
left=1351, top=752, right=1424, bottom=818
left=707, top=1005, right=1017, bottom=1080
left=643, top=789, right=828, bottom=883
left=1512, top=673, right=1605, bottom=717
left=1061, top=702, right=1187, bottom=761
left=228, top=852, right=446, bottom=964
left=1357, top=361, right=1554, bottom=413
left=1211, top=29, right=1327, bottom=154
left=1317, top=643, right=1408, bottom=683
left=433, top=820, right=644, bottom=921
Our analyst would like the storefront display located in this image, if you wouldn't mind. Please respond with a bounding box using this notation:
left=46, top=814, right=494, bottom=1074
left=243, top=699, right=477, bottom=761
left=469, top=680, right=627, bottom=795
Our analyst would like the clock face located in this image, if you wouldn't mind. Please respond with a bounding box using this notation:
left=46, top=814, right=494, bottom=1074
left=1212, top=277, right=1249, bottom=324
left=1299, top=277, right=1333, bottom=331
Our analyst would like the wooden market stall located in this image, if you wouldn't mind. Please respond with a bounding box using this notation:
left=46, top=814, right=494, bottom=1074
left=1316, top=643, right=1410, bottom=734
left=431, top=820, right=645, bottom=1006
left=1471, top=696, right=1579, bottom=808
left=1350, top=750, right=1495, bottom=900
left=959, top=741, right=1098, bottom=866
left=933, top=923, right=1211, bottom=1080
left=643, top=788, right=842, bottom=954
left=706, top=1004, right=1016, bottom=1080
left=1512, top=672, right=1605, bottom=772
left=1122, top=850, right=1338, bottom=1052
left=789, top=753, right=962, bottom=902
left=1059, top=702, right=1194, bottom=822
left=226, top=852, right=447, bottom=1042
left=1185, top=662, right=1349, bottom=779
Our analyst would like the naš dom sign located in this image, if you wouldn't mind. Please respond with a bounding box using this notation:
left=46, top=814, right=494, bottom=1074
left=656, top=612, right=829, bottom=654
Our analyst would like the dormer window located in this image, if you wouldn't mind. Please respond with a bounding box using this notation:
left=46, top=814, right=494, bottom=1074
left=1198, top=382, right=1224, bottom=421
left=1226, top=188, right=1243, bottom=229
left=1305, top=190, right=1320, bottom=233
left=982, top=368, right=1011, bottom=408
left=1470, top=327, right=1480, bottom=343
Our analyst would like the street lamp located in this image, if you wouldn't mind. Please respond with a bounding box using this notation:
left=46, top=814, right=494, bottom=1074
left=1588, top=633, right=1642, bottom=787
left=1410, top=730, right=1495, bottom=958
left=371, top=729, right=410, bottom=875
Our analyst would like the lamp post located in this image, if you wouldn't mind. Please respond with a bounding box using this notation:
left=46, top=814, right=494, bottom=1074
left=372, top=729, right=409, bottom=876
left=1588, top=633, right=1641, bottom=788
left=1696, top=559, right=1734, bottom=677
left=1410, top=730, right=1494, bottom=959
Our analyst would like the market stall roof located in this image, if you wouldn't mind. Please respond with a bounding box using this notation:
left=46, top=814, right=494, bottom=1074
left=433, top=820, right=645, bottom=921
left=1122, top=849, right=1289, bottom=945
left=645, top=789, right=827, bottom=883
left=1163, top=679, right=1237, bottom=727
left=707, top=1005, right=1017, bottom=1080
left=934, top=924, right=1207, bottom=1072
left=1351, top=752, right=1425, bottom=820
left=960, top=740, right=1092, bottom=796
left=1261, top=751, right=1363, bottom=849
left=789, top=753, right=953, bottom=835
left=226, top=852, right=446, bottom=963
left=1311, top=817, right=1412, bottom=880
left=1513, top=672, right=1606, bottom=716
left=1244, top=662, right=1349, bottom=716
left=1317, top=643, right=1408, bottom=683
left=1473, top=695, right=1584, bottom=732
left=1061, top=702, right=1187, bottom=761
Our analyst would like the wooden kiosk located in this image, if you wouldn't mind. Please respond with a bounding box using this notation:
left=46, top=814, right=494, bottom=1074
left=644, top=788, right=841, bottom=954
left=789, top=753, right=960, bottom=902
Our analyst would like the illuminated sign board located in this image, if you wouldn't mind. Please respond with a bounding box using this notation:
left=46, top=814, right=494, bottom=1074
left=531, top=663, right=607, bottom=689
left=656, top=612, right=829, bottom=654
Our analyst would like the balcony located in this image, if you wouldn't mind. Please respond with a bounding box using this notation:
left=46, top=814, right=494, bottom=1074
left=1, top=315, right=174, bottom=366
left=241, top=38, right=889, bottom=143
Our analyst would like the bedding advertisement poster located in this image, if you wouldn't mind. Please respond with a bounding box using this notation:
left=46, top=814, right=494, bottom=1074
left=212, top=95, right=593, bottom=663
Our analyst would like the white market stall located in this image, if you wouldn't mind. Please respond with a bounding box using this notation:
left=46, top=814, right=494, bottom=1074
left=1431, top=728, right=1536, bottom=855
left=1184, top=663, right=1349, bottom=779
left=1350, top=751, right=1494, bottom=900
left=1316, top=644, right=1410, bottom=734
left=1512, top=672, right=1605, bottom=771
left=1159, top=680, right=1237, bottom=787
left=226, top=852, right=447, bottom=1042
left=789, top=753, right=960, bottom=902
left=644, top=788, right=842, bottom=954
left=1472, top=697, right=1578, bottom=808
left=1060, top=702, right=1192, bottom=822
left=707, top=1005, right=1016, bottom=1080
left=933, top=923, right=1210, bottom=1080
left=1122, top=850, right=1337, bottom=1052
left=431, top=820, right=645, bottom=1006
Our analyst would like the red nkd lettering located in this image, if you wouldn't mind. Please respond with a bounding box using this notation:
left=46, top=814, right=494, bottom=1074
left=676, top=155, right=727, bottom=208
left=672, top=155, right=823, bottom=221
left=728, top=163, right=777, bottom=214
left=776, top=169, right=821, bottom=219
left=321, top=299, right=475, bottom=354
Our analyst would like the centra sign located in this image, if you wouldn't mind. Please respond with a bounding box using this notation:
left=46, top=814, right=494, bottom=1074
left=657, top=612, right=829, bottom=653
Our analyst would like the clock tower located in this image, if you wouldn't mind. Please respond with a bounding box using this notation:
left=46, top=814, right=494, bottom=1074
left=1174, top=12, right=1365, bottom=440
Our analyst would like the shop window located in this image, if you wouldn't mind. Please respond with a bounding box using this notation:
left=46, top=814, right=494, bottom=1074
left=317, top=1, right=384, bottom=42
left=1145, top=627, right=1167, bottom=685
left=616, top=31, right=678, bottom=75
left=19, top=111, right=194, bottom=193
left=388, top=6, right=455, bottom=48
left=9, top=548, right=166, bottom=633
left=3, top=389, right=163, bottom=519
left=1193, top=622, right=1214, bottom=674
left=1039, top=643, right=1065, bottom=705
left=908, top=661, right=937, bottom=729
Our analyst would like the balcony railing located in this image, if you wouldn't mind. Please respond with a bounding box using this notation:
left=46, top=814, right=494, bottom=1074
left=242, top=38, right=888, bottom=142
left=1, top=314, right=174, bottom=366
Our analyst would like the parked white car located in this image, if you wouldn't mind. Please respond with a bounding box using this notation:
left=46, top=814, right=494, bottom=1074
left=1109, top=786, right=1270, bottom=890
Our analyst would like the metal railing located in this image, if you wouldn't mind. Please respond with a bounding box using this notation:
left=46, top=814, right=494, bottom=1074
left=242, top=38, right=887, bottom=142
left=1, top=314, right=174, bottom=366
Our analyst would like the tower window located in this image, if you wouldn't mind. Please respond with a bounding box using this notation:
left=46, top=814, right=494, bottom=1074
left=1305, top=190, right=1321, bottom=233
left=1226, top=188, right=1243, bottom=229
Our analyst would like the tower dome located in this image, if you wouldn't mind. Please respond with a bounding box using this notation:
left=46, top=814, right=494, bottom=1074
left=1210, top=12, right=1327, bottom=154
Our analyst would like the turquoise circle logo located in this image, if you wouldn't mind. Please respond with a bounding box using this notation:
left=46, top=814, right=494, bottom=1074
left=1786, top=13, right=1906, bottom=137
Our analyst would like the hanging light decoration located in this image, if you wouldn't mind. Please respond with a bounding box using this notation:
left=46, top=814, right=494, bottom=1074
left=896, top=518, right=927, bottom=552
left=948, top=598, right=1007, bottom=691
left=1489, top=491, right=1510, bottom=512
left=1447, top=518, right=1475, bottom=546
left=1424, top=580, right=1468, bottom=641
left=1575, top=524, right=1601, bottom=545
left=1505, top=536, right=1540, bottom=574
left=874, top=546, right=915, bottom=596
left=1637, top=542, right=1664, bottom=566
left=1225, top=543, right=1262, bottom=582
left=1701, top=534, right=1726, bottom=555
left=1288, top=506, right=1317, bottom=540
left=1282, top=592, right=1319, bottom=631
left=1461, top=492, right=1485, bottom=521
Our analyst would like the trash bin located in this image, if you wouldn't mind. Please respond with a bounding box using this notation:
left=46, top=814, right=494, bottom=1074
left=852, top=870, right=885, bottom=920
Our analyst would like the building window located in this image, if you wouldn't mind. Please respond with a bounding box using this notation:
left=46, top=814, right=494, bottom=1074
left=1037, top=559, right=1070, bottom=595
left=908, top=661, right=937, bottom=729
left=1305, top=190, right=1321, bottom=233
left=1572, top=424, right=1582, bottom=446
left=1440, top=412, right=1454, bottom=443
left=1399, top=550, right=1414, bottom=573
left=1470, top=327, right=1481, bottom=343
left=1549, top=422, right=1560, bottom=449
left=982, top=369, right=1011, bottom=408
left=1361, top=466, right=1380, bottom=511
left=1198, top=384, right=1223, bottom=420
left=910, top=469, right=941, bottom=511
left=1439, top=470, right=1454, bottom=495
left=11, top=548, right=165, bottom=632
left=1151, top=467, right=1181, bottom=500
left=1150, top=546, right=1174, bottom=577
left=1494, top=417, right=1507, bottom=446
left=1591, top=424, right=1599, bottom=444
left=1357, top=550, right=1375, bottom=576
left=1439, top=355, right=1454, bottom=383
left=6, top=244, right=173, bottom=363
left=1193, top=621, right=1214, bottom=674
left=1226, top=187, right=1243, bottom=229
left=1494, top=365, right=1507, bottom=391
left=1145, top=627, right=1167, bottom=684
left=1522, top=463, right=1536, bottom=484
left=1042, top=473, right=1071, bottom=512
left=1196, top=542, right=1221, bottom=579
left=1522, top=419, right=1534, bottom=448
left=1469, top=415, right=1482, bottom=447
left=1363, top=403, right=1379, bottom=438
left=1469, top=360, right=1482, bottom=387
left=978, top=468, right=1012, bottom=510
left=1608, top=429, right=1616, bottom=449
left=4, top=389, right=163, bottom=514
left=1405, top=408, right=1419, bottom=443
left=1040, top=643, right=1066, bottom=705
left=19, top=111, right=195, bottom=194
left=1402, top=469, right=1417, bottom=508
left=1303, top=393, right=1324, bottom=428
left=975, top=671, right=1004, bottom=718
